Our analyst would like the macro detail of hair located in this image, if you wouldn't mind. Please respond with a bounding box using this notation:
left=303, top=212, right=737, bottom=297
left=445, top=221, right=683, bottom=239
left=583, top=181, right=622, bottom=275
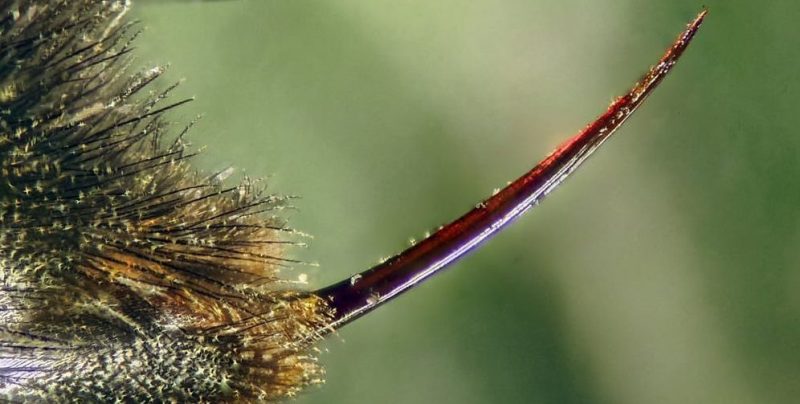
left=0, top=0, right=709, bottom=402
left=0, top=1, right=330, bottom=401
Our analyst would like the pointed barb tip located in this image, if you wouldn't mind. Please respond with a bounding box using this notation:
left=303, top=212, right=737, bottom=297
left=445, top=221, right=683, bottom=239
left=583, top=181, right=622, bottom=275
left=315, top=10, right=707, bottom=332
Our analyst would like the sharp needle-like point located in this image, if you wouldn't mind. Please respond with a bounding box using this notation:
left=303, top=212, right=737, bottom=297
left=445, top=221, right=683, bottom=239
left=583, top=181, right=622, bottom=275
left=316, top=10, right=707, bottom=331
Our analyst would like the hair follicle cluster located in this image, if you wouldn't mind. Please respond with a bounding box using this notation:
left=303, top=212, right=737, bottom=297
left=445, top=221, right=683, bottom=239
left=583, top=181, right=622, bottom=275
left=0, top=1, right=330, bottom=401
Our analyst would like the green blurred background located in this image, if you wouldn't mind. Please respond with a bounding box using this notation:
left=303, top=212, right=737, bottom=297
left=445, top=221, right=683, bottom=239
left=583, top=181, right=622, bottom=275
left=132, top=1, right=799, bottom=403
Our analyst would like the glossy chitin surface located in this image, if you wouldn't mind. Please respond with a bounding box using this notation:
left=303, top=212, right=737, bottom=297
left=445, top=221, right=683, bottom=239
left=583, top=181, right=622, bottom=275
left=317, top=10, right=707, bottom=329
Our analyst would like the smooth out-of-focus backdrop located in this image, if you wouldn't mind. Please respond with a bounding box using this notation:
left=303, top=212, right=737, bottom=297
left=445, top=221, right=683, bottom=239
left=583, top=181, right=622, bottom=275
left=133, top=1, right=799, bottom=403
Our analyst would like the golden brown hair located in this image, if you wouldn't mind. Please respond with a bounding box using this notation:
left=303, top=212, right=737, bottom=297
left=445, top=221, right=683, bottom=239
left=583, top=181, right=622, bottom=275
left=0, top=1, right=705, bottom=401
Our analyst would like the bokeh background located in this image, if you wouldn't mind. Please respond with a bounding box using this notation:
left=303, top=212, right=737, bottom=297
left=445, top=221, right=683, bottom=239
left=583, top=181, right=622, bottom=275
left=132, top=1, right=798, bottom=403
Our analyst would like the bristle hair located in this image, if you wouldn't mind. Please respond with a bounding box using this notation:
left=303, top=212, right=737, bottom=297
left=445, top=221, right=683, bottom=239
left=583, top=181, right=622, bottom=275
left=0, top=1, right=330, bottom=401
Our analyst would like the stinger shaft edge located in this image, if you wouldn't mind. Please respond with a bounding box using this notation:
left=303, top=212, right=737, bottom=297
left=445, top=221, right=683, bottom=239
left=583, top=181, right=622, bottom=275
left=315, top=10, right=708, bottom=331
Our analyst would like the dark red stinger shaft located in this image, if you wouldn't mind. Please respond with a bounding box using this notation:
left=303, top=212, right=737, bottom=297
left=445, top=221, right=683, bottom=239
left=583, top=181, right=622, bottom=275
left=315, top=10, right=707, bottom=330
